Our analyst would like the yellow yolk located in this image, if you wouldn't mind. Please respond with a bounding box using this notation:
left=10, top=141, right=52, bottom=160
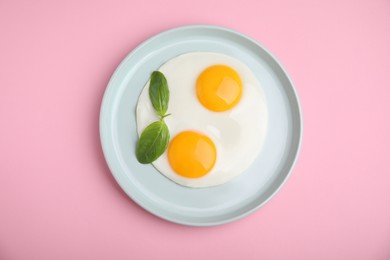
left=196, top=65, right=242, bottom=112
left=168, top=131, right=216, bottom=178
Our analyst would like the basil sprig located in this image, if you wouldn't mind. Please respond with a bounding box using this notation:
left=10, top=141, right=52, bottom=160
left=136, top=71, right=171, bottom=164
left=136, top=121, right=170, bottom=164
left=149, top=71, right=169, bottom=117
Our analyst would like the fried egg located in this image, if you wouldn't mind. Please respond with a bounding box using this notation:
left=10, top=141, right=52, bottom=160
left=136, top=52, right=268, bottom=188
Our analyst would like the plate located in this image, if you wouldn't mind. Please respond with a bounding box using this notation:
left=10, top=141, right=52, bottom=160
left=100, top=25, right=303, bottom=226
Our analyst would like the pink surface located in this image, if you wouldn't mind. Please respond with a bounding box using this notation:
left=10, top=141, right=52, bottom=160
left=1, top=0, right=390, bottom=259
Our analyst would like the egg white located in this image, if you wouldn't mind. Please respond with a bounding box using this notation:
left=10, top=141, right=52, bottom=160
left=136, top=52, right=268, bottom=188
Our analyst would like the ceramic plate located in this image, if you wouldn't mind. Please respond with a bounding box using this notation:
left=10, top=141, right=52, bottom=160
left=100, top=25, right=303, bottom=226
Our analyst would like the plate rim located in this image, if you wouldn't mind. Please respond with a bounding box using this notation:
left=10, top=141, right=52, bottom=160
left=100, top=24, right=303, bottom=226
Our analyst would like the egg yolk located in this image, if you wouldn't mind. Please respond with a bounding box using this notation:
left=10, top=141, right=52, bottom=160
left=196, top=65, right=242, bottom=112
left=168, top=131, right=216, bottom=178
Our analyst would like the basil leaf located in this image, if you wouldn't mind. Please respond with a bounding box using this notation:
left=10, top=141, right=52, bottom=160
left=136, top=120, right=170, bottom=164
left=149, top=71, right=169, bottom=117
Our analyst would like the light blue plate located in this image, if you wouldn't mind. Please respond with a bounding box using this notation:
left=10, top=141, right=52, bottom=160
left=100, top=25, right=303, bottom=226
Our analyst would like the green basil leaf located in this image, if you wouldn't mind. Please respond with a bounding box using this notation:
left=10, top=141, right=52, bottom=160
left=149, top=71, right=169, bottom=117
left=136, top=120, right=170, bottom=164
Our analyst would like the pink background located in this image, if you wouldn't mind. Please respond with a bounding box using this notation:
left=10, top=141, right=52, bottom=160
left=1, top=0, right=390, bottom=259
